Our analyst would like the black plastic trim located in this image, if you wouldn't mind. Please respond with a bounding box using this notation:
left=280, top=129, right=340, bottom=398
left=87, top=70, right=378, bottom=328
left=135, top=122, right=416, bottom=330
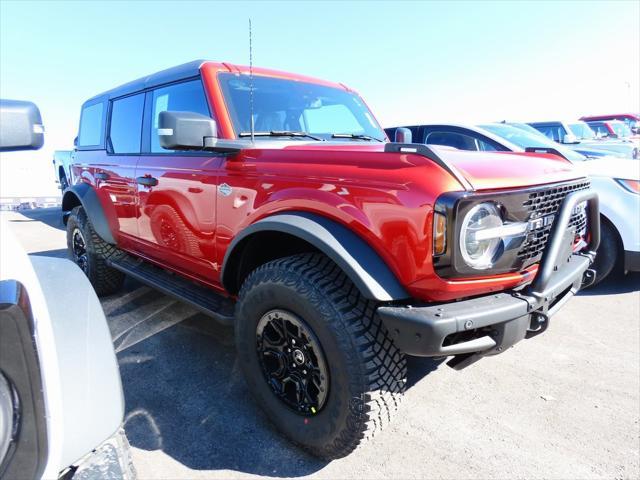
left=0, top=280, right=48, bottom=480
left=62, top=183, right=116, bottom=244
left=383, top=142, right=473, bottom=191
left=221, top=211, right=410, bottom=301
left=624, top=250, right=640, bottom=272
left=530, top=190, right=599, bottom=296
left=524, top=146, right=568, bottom=160
left=377, top=254, right=591, bottom=361
left=107, top=253, right=235, bottom=325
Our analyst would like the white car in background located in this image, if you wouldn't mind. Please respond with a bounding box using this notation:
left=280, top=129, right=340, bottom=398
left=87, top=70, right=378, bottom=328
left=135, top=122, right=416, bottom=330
left=385, top=123, right=640, bottom=284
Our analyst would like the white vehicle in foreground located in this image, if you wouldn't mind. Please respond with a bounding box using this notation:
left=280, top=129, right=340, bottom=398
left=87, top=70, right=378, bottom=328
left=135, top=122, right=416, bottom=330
left=386, top=122, right=639, bottom=284
left=0, top=100, right=134, bottom=479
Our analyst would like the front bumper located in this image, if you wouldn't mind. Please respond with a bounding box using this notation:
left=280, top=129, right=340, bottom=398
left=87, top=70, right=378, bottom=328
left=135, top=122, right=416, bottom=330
left=377, top=189, right=600, bottom=370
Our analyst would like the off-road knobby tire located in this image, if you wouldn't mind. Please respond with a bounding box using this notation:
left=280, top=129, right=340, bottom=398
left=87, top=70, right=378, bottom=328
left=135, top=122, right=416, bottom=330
left=235, top=253, right=407, bottom=459
left=66, top=206, right=125, bottom=296
left=590, top=218, right=621, bottom=287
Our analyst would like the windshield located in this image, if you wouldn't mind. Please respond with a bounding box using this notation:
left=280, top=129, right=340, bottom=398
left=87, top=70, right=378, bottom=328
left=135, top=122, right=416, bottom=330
left=480, top=124, right=586, bottom=162
left=610, top=121, right=632, bottom=138
left=218, top=73, right=386, bottom=141
left=568, top=122, right=597, bottom=140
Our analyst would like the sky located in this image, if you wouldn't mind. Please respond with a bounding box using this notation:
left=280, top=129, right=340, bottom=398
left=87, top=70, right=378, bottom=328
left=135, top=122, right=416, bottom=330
left=1, top=0, right=638, bottom=197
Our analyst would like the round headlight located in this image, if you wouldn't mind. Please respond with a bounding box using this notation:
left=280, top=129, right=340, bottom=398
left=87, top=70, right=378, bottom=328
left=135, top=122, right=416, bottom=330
left=459, top=203, right=503, bottom=269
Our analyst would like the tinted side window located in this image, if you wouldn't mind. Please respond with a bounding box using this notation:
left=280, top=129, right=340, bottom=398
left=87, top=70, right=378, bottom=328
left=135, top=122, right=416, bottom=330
left=589, top=122, right=609, bottom=137
left=151, top=80, right=211, bottom=153
left=109, top=94, right=145, bottom=154
left=532, top=125, right=563, bottom=142
left=78, top=103, right=104, bottom=147
left=477, top=138, right=499, bottom=151
left=425, top=131, right=479, bottom=151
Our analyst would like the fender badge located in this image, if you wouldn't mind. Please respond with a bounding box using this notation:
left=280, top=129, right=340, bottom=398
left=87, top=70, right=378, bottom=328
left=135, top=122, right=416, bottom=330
left=218, top=183, right=232, bottom=197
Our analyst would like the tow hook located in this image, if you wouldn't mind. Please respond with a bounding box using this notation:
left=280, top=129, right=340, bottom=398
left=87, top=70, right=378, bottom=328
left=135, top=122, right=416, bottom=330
left=525, top=311, right=549, bottom=339
left=581, top=268, right=596, bottom=289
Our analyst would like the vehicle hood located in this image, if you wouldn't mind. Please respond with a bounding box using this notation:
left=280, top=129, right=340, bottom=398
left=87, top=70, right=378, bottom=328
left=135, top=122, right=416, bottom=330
left=427, top=147, right=582, bottom=190
left=576, top=140, right=636, bottom=157
left=574, top=157, right=640, bottom=181
left=272, top=142, right=583, bottom=191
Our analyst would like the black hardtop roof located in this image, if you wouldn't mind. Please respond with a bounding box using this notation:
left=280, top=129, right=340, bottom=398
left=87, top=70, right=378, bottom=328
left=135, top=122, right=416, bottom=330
left=83, top=59, right=207, bottom=105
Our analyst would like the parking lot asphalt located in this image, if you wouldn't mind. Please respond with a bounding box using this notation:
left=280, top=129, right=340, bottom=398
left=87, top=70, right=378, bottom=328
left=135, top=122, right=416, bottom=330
left=3, top=208, right=639, bottom=480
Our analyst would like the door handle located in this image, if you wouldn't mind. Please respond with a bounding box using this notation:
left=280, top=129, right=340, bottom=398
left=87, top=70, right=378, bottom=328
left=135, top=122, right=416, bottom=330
left=95, top=172, right=109, bottom=180
left=136, top=176, right=158, bottom=187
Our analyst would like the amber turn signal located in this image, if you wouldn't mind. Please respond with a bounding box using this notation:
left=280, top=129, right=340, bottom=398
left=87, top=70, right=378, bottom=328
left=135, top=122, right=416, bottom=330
left=433, top=212, right=447, bottom=255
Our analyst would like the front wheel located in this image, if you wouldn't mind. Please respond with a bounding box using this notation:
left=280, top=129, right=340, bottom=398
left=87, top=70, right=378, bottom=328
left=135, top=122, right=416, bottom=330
left=235, top=253, right=407, bottom=459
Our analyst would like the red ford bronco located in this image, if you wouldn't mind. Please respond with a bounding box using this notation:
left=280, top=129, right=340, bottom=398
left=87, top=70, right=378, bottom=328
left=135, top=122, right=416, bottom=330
left=61, top=60, right=599, bottom=459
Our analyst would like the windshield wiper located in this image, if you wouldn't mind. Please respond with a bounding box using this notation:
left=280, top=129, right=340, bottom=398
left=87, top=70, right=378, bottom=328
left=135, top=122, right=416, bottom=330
left=238, top=131, right=323, bottom=141
left=331, top=133, right=383, bottom=142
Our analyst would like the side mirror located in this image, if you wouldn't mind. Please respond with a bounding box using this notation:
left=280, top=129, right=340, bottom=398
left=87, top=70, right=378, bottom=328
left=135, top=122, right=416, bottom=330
left=562, top=133, right=579, bottom=144
left=158, top=110, right=217, bottom=150
left=158, top=111, right=241, bottom=154
left=0, top=99, right=44, bottom=152
left=395, top=127, right=412, bottom=143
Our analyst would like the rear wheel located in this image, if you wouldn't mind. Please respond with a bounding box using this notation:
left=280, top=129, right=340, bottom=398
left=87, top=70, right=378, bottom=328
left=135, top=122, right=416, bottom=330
left=590, top=218, right=621, bottom=286
left=235, top=253, right=407, bottom=459
left=66, top=206, right=125, bottom=296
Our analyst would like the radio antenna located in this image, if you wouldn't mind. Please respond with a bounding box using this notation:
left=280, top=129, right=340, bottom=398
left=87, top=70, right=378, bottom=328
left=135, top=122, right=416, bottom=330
left=249, top=18, right=255, bottom=143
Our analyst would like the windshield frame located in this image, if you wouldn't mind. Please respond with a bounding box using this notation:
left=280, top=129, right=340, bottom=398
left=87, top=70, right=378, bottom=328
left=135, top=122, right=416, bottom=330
left=217, top=72, right=386, bottom=142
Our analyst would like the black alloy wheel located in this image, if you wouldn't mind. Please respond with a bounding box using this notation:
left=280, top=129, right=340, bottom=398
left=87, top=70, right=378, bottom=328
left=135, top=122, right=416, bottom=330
left=256, top=309, right=329, bottom=415
left=71, top=227, right=89, bottom=274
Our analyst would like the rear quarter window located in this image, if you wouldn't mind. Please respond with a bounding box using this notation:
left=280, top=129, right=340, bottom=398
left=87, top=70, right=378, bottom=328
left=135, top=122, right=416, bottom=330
left=78, top=102, right=104, bottom=148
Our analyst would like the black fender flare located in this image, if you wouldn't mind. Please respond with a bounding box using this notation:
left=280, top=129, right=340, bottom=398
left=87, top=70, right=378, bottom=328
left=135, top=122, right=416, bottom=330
left=221, top=212, right=410, bottom=302
left=62, top=183, right=116, bottom=244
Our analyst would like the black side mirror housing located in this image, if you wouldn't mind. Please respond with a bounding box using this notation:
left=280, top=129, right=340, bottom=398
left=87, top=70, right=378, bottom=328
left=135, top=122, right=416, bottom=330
left=395, top=127, right=412, bottom=144
left=0, top=99, right=44, bottom=152
left=158, top=110, right=217, bottom=150
left=158, top=111, right=241, bottom=154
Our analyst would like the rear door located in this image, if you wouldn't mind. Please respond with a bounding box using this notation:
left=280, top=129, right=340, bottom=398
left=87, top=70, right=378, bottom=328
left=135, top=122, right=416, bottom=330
left=134, top=79, right=223, bottom=285
left=100, top=93, right=146, bottom=245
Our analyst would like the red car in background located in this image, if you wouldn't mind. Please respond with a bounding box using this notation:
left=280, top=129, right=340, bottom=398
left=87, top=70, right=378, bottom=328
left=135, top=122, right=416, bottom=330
left=585, top=119, right=640, bottom=142
left=581, top=113, right=640, bottom=135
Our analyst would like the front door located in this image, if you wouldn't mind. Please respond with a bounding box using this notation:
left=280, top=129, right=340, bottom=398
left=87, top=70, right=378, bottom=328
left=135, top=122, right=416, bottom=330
left=134, top=79, right=222, bottom=286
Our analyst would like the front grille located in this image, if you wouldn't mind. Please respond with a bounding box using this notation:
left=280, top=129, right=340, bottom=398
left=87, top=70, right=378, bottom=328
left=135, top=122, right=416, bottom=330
left=517, top=180, right=590, bottom=261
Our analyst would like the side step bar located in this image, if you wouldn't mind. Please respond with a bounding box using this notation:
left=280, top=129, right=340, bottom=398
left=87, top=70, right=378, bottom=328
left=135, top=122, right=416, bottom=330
left=107, top=253, right=235, bottom=326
